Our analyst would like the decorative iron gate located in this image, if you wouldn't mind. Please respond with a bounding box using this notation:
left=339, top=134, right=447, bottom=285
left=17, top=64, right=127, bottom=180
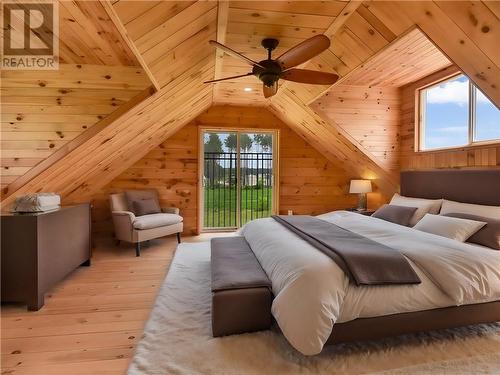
left=202, top=131, right=275, bottom=230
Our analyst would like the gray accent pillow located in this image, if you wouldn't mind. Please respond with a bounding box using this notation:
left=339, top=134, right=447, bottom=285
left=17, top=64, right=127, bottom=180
left=372, top=204, right=418, bottom=227
left=132, top=198, right=161, bottom=217
left=444, top=213, right=500, bottom=250
left=125, top=190, right=159, bottom=213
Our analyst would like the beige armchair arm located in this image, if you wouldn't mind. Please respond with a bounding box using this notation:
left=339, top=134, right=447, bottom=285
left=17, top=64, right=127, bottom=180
left=112, top=210, right=135, bottom=242
left=112, top=210, right=135, bottom=220
left=162, top=207, right=180, bottom=215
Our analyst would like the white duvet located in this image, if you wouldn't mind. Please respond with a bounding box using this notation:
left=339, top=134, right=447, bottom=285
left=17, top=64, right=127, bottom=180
left=240, top=211, right=500, bottom=355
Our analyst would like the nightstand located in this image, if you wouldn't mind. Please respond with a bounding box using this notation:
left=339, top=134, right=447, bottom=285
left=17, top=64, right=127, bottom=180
left=347, top=208, right=375, bottom=216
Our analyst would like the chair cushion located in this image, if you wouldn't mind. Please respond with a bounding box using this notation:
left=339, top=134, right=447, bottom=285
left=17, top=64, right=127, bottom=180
left=133, top=198, right=161, bottom=216
left=133, top=213, right=183, bottom=230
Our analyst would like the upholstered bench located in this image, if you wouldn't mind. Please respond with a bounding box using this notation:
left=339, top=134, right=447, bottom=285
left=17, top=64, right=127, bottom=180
left=211, top=237, right=273, bottom=337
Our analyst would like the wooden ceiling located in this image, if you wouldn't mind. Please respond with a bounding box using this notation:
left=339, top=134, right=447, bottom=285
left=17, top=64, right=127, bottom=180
left=213, top=1, right=352, bottom=105
left=59, top=1, right=139, bottom=65
left=0, top=1, right=139, bottom=65
left=1, top=1, right=499, bottom=208
left=111, top=1, right=218, bottom=89
left=338, top=27, right=452, bottom=87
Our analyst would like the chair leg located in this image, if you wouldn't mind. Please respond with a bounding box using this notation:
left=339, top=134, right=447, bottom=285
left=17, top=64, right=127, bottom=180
left=136, top=242, right=141, bottom=257
left=177, top=232, right=181, bottom=244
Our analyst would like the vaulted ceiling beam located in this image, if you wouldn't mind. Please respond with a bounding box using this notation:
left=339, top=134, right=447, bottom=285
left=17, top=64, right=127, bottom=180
left=101, top=0, right=161, bottom=91
left=324, top=1, right=364, bottom=38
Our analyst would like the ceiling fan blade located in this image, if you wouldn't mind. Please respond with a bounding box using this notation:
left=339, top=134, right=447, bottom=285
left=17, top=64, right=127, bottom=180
left=281, top=69, right=339, bottom=85
left=263, top=82, right=278, bottom=98
left=209, top=40, right=265, bottom=69
left=277, top=35, right=330, bottom=70
left=204, top=72, right=254, bottom=84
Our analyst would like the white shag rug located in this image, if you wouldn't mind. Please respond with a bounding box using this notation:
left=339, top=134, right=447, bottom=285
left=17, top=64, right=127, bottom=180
left=128, top=242, right=500, bottom=375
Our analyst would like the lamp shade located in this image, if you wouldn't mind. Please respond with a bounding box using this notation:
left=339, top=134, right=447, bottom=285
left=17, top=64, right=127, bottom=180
left=349, top=179, right=372, bottom=194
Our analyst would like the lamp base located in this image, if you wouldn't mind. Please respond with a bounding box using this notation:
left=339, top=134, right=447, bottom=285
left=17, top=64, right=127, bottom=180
left=357, top=193, right=367, bottom=211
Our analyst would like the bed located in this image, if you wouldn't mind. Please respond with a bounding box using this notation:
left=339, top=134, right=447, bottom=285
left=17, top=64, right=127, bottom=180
left=238, top=169, right=500, bottom=355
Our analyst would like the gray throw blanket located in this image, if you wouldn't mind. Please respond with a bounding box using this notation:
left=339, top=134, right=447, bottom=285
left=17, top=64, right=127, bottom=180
left=272, top=215, right=421, bottom=286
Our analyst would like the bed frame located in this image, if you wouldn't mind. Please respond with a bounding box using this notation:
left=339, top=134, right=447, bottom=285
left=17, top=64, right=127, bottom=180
left=327, top=168, right=500, bottom=344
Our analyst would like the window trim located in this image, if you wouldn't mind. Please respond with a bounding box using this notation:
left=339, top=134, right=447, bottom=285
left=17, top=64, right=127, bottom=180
left=416, top=73, right=500, bottom=152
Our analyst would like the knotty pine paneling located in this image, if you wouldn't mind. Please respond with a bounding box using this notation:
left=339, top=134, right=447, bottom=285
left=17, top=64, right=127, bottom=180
left=91, top=106, right=358, bottom=237
left=113, top=0, right=217, bottom=89
left=0, top=1, right=217, bottom=207
left=338, top=28, right=451, bottom=88
left=400, top=70, right=500, bottom=170
left=58, top=1, right=140, bottom=65
left=8, top=1, right=139, bottom=65
left=269, top=88, right=400, bottom=204
left=0, top=64, right=151, bottom=190
left=6, top=0, right=499, bottom=221
left=311, top=85, right=401, bottom=173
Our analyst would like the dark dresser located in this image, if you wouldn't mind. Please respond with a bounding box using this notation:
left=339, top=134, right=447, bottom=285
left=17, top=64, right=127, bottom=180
left=1, top=204, right=91, bottom=310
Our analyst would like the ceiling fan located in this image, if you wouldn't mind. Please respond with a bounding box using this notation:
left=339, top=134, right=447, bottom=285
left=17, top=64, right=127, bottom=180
left=204, top=35, right=339, bottom=98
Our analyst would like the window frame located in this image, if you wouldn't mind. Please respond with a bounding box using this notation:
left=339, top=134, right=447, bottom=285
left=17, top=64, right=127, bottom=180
left=416, top=73, right=500, bottom=152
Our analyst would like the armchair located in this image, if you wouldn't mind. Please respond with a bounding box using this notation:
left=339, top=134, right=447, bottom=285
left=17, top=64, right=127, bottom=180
left=110, top=191, right=183, bottom=256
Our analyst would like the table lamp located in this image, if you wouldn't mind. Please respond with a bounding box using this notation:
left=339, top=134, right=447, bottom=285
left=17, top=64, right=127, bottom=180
left=349, top=180, right=372, bottom=211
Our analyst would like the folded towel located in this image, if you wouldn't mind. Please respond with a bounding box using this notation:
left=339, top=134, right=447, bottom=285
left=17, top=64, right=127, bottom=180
left=12, top=193, right=61, bottom=212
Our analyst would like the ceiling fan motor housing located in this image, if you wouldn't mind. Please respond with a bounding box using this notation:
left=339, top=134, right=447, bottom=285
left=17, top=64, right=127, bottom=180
left=253, top=59, right=282, bottom=87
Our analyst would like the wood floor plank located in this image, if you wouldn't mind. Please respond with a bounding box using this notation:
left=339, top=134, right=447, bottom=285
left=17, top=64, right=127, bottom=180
left=2, top=309, right=151, bottom=329
left=2, top=320, right=147, bottom=339
left=0, top=235, right=188, bottom=374
left=2, top=330, right=143, bottom=354
left=2, top=346, right=135, bottom=368
left=1, top=358, right=131, bottom=375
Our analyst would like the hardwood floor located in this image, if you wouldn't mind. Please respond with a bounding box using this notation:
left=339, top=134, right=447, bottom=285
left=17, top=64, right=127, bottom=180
left=1, top=234, right=225, bottom=375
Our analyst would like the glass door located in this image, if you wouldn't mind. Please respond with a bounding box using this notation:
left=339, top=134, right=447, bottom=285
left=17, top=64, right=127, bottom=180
left=201, top=130, right=276, bottom=230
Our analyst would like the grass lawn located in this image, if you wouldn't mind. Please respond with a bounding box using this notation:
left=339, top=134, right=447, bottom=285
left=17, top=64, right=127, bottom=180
left=203, top=186, right=273, bottom=228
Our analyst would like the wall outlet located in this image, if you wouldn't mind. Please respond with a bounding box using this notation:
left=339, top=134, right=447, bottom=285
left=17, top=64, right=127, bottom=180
left=287, top=210, right=293, bottom=215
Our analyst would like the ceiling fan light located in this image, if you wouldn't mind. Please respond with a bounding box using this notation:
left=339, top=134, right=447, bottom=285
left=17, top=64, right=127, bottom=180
left=244, top=87, right=252, bottom=92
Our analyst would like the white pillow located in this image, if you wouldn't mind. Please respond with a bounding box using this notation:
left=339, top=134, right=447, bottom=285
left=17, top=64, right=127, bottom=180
left=390, top=193, right=443, bottom=226
left=440, top=199, right=500, bottom=220
left=414, top=214, right=487, bottom=242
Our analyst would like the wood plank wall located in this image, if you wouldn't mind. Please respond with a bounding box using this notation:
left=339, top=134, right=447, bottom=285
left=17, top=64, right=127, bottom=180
left=91, top=106, right=358, bottom=237
left=400, top=68, right=500, bottom=170
left=1, top=65, right=150, bottom=190
left=311, top=85, right=401, bottom=173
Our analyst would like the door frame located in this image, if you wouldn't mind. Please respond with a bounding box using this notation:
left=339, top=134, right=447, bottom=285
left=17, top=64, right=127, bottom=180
left=198, top=127, right=280, bottom=233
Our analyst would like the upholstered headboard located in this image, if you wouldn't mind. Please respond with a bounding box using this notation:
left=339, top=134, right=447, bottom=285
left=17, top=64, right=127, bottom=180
left=400, top=169, right=500, bottom=206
